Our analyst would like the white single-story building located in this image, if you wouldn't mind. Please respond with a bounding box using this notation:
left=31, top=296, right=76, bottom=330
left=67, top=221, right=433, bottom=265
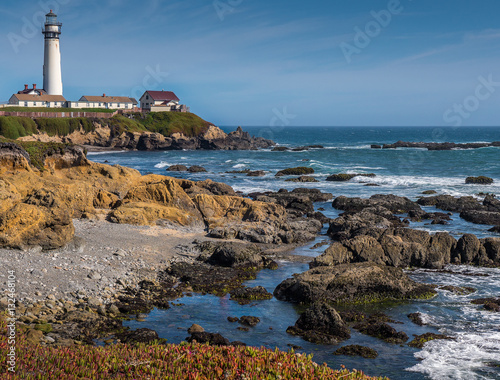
left=9, top=93, right=67, bottom=108
left=67, top=95, right=138, bottom=110
left=140, top=90, right=188, bottom=112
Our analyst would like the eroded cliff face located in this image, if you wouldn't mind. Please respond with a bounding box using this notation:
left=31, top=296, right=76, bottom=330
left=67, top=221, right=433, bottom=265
left=0, top=142, right=311, bottom=251
left=19, top=124, right=275, bottom=151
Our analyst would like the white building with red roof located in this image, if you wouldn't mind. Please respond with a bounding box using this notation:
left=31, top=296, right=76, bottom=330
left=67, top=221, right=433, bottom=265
left=139, top=90, right=189, bottom=112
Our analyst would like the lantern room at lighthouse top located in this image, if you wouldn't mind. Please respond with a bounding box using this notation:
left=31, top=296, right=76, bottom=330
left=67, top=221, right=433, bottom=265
left=42, top=10, right=62, bottom=39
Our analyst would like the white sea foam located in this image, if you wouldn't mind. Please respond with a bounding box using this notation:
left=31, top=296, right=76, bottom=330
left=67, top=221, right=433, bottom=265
left=407, top=331, right=500, bottom=380
left=87, top=150, right=127, bottom=156
left=232, top=164, right=247, bottom=168
left=154, top=161, right=171, bottom=168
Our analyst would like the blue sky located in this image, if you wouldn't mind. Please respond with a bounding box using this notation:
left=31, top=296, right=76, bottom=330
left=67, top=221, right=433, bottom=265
left=1, top=0, right=500, bottom=127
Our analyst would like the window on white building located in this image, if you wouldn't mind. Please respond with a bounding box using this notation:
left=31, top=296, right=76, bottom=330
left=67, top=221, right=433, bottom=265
left=24, top=102, right=28, bottom=106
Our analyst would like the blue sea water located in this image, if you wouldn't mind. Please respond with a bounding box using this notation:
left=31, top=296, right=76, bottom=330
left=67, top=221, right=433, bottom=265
left=89, top=126, right=500, bottom=380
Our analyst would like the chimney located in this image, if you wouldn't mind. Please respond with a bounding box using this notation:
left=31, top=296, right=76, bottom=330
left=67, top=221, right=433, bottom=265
left=103, top=93, right=106, bottom=97
left=33, top=84, right=37, bottom=90
left=24, top=84, right=28, bottom=90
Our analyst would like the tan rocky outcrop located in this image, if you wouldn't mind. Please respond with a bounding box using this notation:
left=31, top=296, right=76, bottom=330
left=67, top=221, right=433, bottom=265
left=0, top=142, right=303, bottom=249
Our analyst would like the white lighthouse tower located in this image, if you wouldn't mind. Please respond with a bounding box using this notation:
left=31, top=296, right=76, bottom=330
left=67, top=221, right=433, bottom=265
left=42, top=10, right=63, bottom=96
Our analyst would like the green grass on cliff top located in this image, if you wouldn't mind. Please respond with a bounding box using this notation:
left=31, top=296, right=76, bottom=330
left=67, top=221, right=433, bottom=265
left=0, top=112, right=212, bottom=140
left=0, top=137, right=72, bottom=170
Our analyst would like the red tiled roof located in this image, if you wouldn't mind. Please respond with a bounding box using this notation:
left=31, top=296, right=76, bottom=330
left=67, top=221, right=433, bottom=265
left=147, top=91, right=179, bottom=102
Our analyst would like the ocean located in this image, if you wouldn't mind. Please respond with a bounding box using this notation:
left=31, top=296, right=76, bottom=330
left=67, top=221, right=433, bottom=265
left=89, top=126, right=500, bottom=380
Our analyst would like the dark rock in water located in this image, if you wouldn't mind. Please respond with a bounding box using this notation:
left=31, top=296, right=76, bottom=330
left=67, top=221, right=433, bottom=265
left=452, top=234, right=484, bottom=264
left=417, top=195, right=483, bottom=212
left=187, top=324, right=205, bottom=334
left=239, top=316, right=261, bottom=327
left=408, top=333, right=454, bottom=349
left=438, top=285, right=476, bottom=295
left=471, top=297, right=500, bottom=312
left=484, top=194, right=500, bottom=212
left=231, top=341, right=247, bottom=346
left=272, top=146, right=289, bottom=151
left=287, top=343, right=303, bottom=350
left=116, top=328, right=159, bottom=344
left=422, top=190, right=437, bottom=195
left=466, top=176, right=494, bottom=185
left=275, top=167, right=314, bottom=177
left=311, top=240, right=330, bottom=250
left=407, top=313, right=425, bottom=326
left=338, top=310, right=368, bottom=323
left=197, top=241, right=277, bottom=270
left=332, top=194, right=420, bottom=213
left=230, top=286, right=273, bottom=304
left=460, top=210, right=500, bottom=226
left=481, top=238, right=500, bottom=263
left=246, top=170, right=266, bottom=177
left=291, top=188, right=333, bottom=202
left=167, top=261, right=257, bottom=296
left=326, top=173, right=376, bottom=182
left=286, top=303, right=350, bottom=345
left=249, top=188, right=332, bottom=218
left=320, top=226, right=458, bottom=269
left=237, top=327, right=249, bottom=331
left=274, top=262, right=436, bottom=305
left=334, top=345, right=378, bottom=359
left=226, top=169, right=251, bottom=174
left=167, top=165, right=188, bottom=172
left=354, top=321, right=408, bottom=344
left=381, top=141, right=498, bottom=150
left=371, top=144, right=382, bottom=149
left=227, top=317, right=239, bottom=323
left=285, top=176, right=319, bottom=183
left=326, top=209, right=397, bottom=241
left=188, top=165, right=207, bottom=173
left=114, top=296, right=155, bottom=315
left=364, top=183, right=380, bottom=187
left=187, top=332, right=230, bottom=346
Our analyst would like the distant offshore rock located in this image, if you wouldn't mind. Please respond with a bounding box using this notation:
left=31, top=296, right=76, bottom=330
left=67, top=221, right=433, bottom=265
left=375, top=140, right=500, bottom=150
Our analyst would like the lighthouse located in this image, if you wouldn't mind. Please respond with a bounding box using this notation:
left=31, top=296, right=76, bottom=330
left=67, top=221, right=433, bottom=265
left=42, top=10, right=63, bottom=96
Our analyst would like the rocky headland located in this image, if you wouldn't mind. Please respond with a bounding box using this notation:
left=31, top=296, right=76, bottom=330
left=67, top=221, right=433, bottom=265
left=7, top=112, right=275, bottom=151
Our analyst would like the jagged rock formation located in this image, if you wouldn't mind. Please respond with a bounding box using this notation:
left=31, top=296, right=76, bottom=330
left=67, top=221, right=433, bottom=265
left=274, top=262, right=436, bottom=304
left=19, top=125, right=275, bottom=151
left=321, top=194, right=500, bottom=268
